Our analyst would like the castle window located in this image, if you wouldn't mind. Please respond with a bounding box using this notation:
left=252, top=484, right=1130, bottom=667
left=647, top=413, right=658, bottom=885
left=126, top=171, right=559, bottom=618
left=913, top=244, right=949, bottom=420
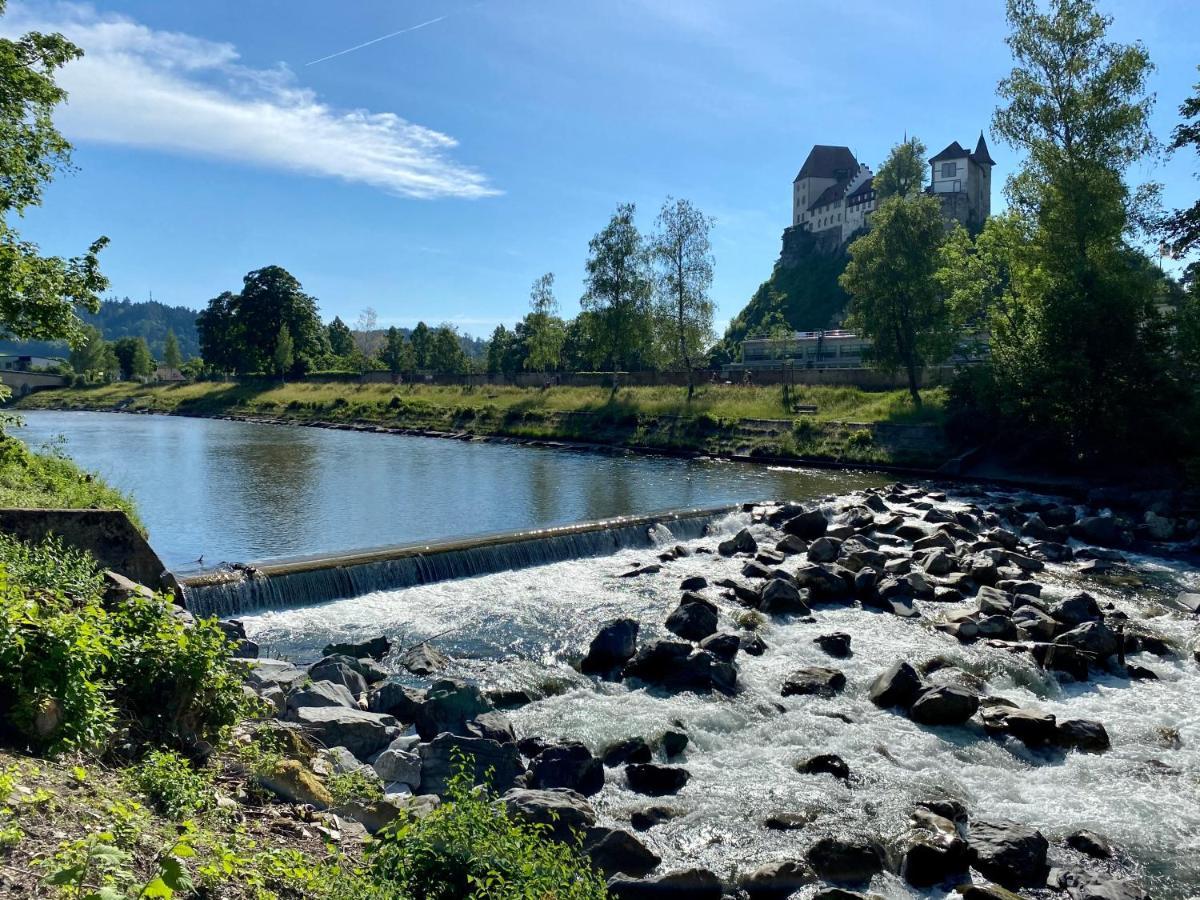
left=940, top=162, right=957, bottom=178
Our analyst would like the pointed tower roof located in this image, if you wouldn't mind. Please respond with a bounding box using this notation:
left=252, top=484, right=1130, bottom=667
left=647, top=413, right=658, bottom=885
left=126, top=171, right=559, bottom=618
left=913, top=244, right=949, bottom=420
left=929, top=141, right=968, bottom=164
left=970, top=132, right=996, bottom=166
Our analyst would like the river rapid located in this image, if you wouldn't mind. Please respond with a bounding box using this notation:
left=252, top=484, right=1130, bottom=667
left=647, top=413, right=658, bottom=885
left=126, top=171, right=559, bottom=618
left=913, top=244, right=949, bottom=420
left=238, top=484, right=1200, bottom=899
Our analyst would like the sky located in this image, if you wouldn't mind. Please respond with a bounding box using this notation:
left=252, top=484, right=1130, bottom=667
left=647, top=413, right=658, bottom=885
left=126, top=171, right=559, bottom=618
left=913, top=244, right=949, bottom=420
left=4, top=0, right=1198, bottom=337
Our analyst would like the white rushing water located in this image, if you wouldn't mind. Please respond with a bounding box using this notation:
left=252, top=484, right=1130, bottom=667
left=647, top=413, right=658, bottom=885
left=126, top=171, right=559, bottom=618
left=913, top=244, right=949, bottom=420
left=238, top=492, right=1200, bottom=898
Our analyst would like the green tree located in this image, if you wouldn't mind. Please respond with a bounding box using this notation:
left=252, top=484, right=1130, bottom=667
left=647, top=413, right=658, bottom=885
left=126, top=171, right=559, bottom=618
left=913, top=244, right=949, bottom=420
left=840, top=145, right=951, bottom=406
left=1163, top=69, right=1200, bottom=258
left=427, top=325, right=467, bottom=374
left=651, top=197, right=715, bottom=397
left=964, top=0, right=1170, bottom=456
left=236, top=266, right=325, bottom=374
left=380, top=326, right=414, bottom=376
left=327, top=316, right=355, bottom=357
left=162, top=330, right=182, bottom=370
left=581, top=203, right=654, bottom=372
left=410, top=321, right=431, bottom=370
left=524, top=273, right=566, bottom=373
left=487, top=324, right=514, bottom=376
left=112, top=336, right=154, bottom=380
left=196, top=291, right=241, bottom=374
left=272, top=322, right=294, bottom=380
left=68, top=325, right=108, bottom=380
left=873, top=138, right=927, bottom=200
left=0, top=3, right=109, bottom=349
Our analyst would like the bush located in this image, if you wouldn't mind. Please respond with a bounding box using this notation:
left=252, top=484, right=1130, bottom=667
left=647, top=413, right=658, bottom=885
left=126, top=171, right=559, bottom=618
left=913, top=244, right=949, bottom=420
left=327, top=768, right=383, bottom=807
left=0, top=536, right=246, bottom=756
left=129, top=748, right=213, bottom=819
left=369, top=753, right=607, bottom=900
left=847, top=428, right=874, bottom=448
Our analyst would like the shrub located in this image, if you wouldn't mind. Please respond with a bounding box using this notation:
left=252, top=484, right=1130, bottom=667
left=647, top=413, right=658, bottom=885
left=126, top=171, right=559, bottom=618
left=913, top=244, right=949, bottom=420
left=847, top=428, right=874, bottom=448
left=129, top=749, right=213, bottom=819
left=369, top=753, right=607, bottom=899
left=327, top=768, right=383, bottom=807
left=0, top=536, right=246, bottom=756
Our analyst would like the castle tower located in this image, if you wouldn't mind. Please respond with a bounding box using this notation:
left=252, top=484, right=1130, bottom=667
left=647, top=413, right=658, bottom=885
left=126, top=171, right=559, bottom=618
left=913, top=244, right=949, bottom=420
left=928, top=132, right=995, bottom=232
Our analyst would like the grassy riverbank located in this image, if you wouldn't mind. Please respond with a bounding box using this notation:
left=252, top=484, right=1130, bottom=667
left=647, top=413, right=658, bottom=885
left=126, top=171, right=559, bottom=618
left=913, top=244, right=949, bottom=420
left=17, top=381, right=952, bottom=467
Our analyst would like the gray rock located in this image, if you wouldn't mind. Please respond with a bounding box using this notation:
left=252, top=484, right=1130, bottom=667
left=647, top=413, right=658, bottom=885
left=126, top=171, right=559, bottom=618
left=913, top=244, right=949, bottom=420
left=759, top=578, right=811, bottom=615
left=775, top=534, right=809, bottom=555
left=782, top=666, right=846, bottom=698
left=679, top=576, right=707, bottom=591
left=286, top=680, right=357, bottom=712
left=367, top=682, right=425, bottom=721
left=630, top=805, right=679, bottom=831
left=1054, top=621, right=1120, bottom=662
left=373, top=748, right=421, bottom=787
left=586, top=827, right=661, bottom=878
left=581, top=618, right=640, bottom=674
left=738, top=861, right=814, bottom=898
left=1056, top=718, right=1111, bottom=752
left=626, top=763, right=690, bottom=796
left=291, top=706, right=398, bottom=758
left=807, top=537, right=842, bottom=564
left=465, top=710, right=516, bottom=743
left=665, top=595, right=718, bottom=642
left=814, top=632, right=852, bottom=658
left=607, top=868, right=723, bottom=899
left=783, top=509, right=829, bottom=540
left=527, top=742, right=604, bottom=796
left=718, top=528, right=758, bottom=556
left=603, top=737, right=653, bottom=767
left=308, top=655, right=369, bottom=696
left=868, top=661, right=924, bottom=709
left=503, top=787, right=596, bottom=843
left=909, top=685, right=979, bottom=726
left=805, top=835, right=884, bottom=885
left=1050, top=592, right=1103, bottom=628
left=324, top=635, right=390, bottom=661
left=1066, top=829, right=1114, bottom=859
left=698, top=632, right=739, bottom=662
left=968, top=820, right=1048, bottom=889
left=418, top=732, right=525, bottom=795
left=245, top=658, right=308, bottom=693
left=796, top=753, right=849, bottom=780
left=398, top=643, right=448, bottom=675
left=415, top=678, right=492, bottom=740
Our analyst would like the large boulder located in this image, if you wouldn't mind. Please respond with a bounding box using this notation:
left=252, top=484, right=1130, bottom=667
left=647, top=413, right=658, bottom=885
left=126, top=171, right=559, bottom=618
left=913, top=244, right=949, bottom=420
left=256, top=758, right=334, bottom=809
left=1054, top=622, right=1120, bottom=662
left=418, top=733, right=525, bottom=795
left=286, top=680, right=356, bottom=712
left=909, top=686, right=979, bottom=727
left=626, top=763, right=690, bottom=796
left=718, top=528, right=758, bottom=556
left=1056, top=718, right=1111, bottom=752
left=868, top=662, right=923, bottom=709
left=759, top=578, right=811, bottom=615
left=586, top=828, right=661, bottom=878
left=807, top=537, right=842, bottom=564
left=415, top=678, right=493, bottom=740
left=1050, top=592, right=1103, bottom=628
left=324, top=635, right=390, bottom=661
left=581, top=618, right=640, bottom=674
left=603, top=737, right=653, bottom=767
left=793, top=564, right=852, bottom=602
left=665, top=595, right=719, bottom=642
left=373, top=748, right=422, bottom=788
left=308, top=655, right=369, bottom=696
left=245, top=658, right=308, bottom=693
left=503, top=787, right=596, bottom=843
left=527, top=742, right=604, bottom=796
left=967, top=820, right=1048, bottom=889
left=896, top=828, right=969, bottom=887
left=290, top=706, right=398, bottom=758
left=783, top=509, right=829, bottom=540
left=781, top=667, right=846, bottom=698
left=367, top=682, right=425, bottom=721
left=805, top=836, right=884, bottom=885
left=738, top=861, right=814, bottom=899
left=814, top=632, right=852, bottom=658
left=607, top=868, right=723, bottom=899
left=398, top=643, right=449, bottom=676
left=1071, top=516, right=1128, bottom=548
left=623, top=642, right=735, bottom=695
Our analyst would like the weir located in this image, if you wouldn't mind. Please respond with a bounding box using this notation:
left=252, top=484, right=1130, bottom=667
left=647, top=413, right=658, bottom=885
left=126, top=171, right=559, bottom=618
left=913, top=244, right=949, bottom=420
left=179, top=503, right=745, bottom=618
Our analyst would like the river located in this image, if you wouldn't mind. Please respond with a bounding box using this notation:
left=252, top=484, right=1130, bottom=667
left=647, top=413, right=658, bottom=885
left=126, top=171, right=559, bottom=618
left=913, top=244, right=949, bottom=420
left=13, top=410, right=887, bottom=572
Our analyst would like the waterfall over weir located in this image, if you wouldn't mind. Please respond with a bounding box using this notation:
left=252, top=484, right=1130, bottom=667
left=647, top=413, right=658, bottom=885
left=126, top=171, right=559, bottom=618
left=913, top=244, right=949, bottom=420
left=179, top=504, right=744, bottom=618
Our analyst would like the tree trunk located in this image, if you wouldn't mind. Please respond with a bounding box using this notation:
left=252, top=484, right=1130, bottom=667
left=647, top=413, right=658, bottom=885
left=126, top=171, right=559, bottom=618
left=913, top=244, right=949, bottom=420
left=905, top=354, right=922, bottom=408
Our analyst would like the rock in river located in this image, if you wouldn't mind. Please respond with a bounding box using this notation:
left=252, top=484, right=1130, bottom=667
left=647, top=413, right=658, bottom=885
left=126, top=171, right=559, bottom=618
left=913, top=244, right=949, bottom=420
left=782, top=667, right=846, bottom=698
left=626, top=763, right=690, bottom=796
left=581, top=618, right=640, bottom=674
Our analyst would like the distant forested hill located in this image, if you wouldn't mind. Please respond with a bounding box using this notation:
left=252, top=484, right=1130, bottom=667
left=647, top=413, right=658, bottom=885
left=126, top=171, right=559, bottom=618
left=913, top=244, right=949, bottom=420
left=0, top=298, right=200, bottom=360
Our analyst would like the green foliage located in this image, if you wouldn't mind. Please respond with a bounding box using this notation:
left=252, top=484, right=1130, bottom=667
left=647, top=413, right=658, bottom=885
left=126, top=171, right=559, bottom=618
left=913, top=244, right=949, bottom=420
left=0, top=534, right=245, bottom=755
left=272, top=323, right=294, bottom=379
left=873, top=137, right=927, bottom=200
left=1163, top=68, right=1200, bottom=256
left=524, top=273, right=566, bottom=373
left=161, top=331, right=182, bottom=371
left=380, top=326, right=414, bottom=376
left=326, top=316, right=355, bottom=358
left=581, top=203, right=656, bottom=371
left=0, top=3, right=109, bottom=348
left=651, top=197, right=715, bottom=390
left=111, top=336, right=153, bottom=380
left=42, top=816, right=197, bottom=900
left=129, top=750, right=213, bottom=820
left=840, top=181, right=952, bottom=405
left=326, top=768, right=383, bottom=807
left=0, top=435, right=139, bottom=520
left=369, top=753, right=607, bottom=899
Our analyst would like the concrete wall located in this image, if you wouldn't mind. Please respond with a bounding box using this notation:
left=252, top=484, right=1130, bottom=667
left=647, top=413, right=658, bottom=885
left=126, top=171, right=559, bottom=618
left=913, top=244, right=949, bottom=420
left=0, top=508, right=172, bottom=592
left=1, top=370, right=68, bottom=397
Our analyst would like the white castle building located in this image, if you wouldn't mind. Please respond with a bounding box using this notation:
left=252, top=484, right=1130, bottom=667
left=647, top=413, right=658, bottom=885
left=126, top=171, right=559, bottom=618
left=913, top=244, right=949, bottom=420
left=790, top=135, right=995, bottom=244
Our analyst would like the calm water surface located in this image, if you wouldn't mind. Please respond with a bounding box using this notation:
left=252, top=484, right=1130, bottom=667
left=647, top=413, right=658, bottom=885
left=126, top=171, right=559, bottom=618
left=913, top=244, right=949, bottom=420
left=15, top=410, right=887, bottom=572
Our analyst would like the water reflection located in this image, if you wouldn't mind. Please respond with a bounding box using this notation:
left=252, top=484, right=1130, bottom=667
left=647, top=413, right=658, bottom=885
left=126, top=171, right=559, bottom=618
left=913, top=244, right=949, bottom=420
left=15, top=411, right=889, bottom=571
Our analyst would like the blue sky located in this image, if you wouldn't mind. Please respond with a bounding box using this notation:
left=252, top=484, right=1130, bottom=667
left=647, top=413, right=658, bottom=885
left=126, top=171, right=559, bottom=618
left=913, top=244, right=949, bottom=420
left=6, top=0, right=1198, bottom=337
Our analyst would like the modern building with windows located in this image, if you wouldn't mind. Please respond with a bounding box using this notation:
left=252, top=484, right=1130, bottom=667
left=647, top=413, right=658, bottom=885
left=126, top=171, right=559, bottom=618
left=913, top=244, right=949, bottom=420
left=739, top=330, right=870, bottom=371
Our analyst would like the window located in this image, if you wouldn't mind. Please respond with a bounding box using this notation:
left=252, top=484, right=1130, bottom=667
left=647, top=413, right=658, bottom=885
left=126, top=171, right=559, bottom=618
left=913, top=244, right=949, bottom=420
left=940, top=162, right=957, bottom=178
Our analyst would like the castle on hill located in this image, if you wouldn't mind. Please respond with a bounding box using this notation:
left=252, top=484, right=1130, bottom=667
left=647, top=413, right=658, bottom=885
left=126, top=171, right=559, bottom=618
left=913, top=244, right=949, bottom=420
left=789, top=135, right=995, bottom=246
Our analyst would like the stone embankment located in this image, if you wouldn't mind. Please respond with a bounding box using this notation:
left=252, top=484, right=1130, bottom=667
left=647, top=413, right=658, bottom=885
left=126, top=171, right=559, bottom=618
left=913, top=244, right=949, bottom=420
left=231, top=482, right=1199, bottom=898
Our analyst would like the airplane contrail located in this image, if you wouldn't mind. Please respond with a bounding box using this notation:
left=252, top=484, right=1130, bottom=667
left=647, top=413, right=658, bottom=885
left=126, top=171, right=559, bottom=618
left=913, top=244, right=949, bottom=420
left=305, top=15, right=449, bottom=66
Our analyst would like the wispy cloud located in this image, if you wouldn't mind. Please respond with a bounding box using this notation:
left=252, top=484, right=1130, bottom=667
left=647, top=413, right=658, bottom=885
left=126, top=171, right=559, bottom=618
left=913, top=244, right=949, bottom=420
left=1, top=2, right=498, bottom=199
